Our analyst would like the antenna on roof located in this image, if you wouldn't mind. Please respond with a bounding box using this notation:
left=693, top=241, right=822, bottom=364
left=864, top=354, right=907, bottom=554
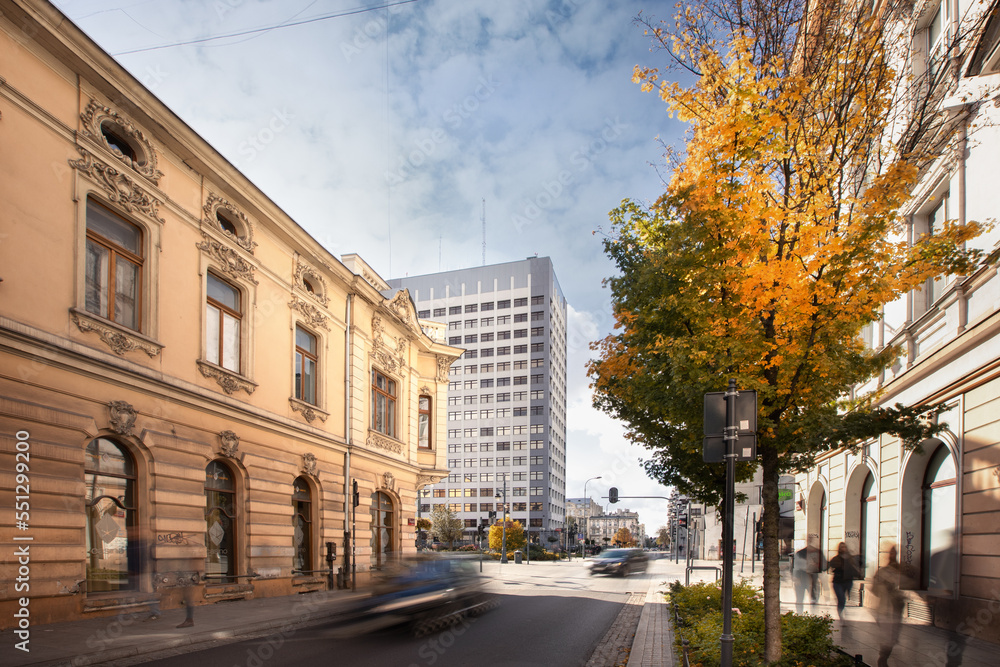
left=481, top=198, right=486, bottom=266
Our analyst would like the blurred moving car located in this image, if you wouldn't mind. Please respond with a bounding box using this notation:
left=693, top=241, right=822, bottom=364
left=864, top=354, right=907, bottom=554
left=589, top=548, right=648, bottom=577
left=332, top=556, right=497, bottom=637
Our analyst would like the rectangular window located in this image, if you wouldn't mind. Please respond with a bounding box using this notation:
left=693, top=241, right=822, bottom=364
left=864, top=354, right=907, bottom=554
left=480, top=348, right=494, bottom=357
left=465, top=319, right=477, bottom=328
left=531, top=487, right=543, bottom=496
left=85, top=199, right=143, bottom=331
left=464, top=349, right=478, bottom=359
left=480, top=410, right=494, bottom=419
left=497, top=408, right=510, bottom=418
left=480, top=363, right=494, bottom=373
left=480, top=332, right=494, bottom=342
left=513, top=502, right=527, bottom=512
left=514, top=313, right=528, bottom=323
left=480, top=427, right=494, bottom=436
left=371, top=369, right=397, bottom=437
left=513, top=360, right=527, bottom=370
left=497, top=377, right=511, bottom=387
left=497, top=315, right=511, bottom=325
left=514, top=407, right=527, bottom=417
left=418, top=310, right=430, bottom=318
left=514, top=329, right=528, bottom=338
left=449, top=306, right=462, bottom=315
left=480, top=458, right=493, bottom=466
left=448, top=411, right=461, bottom=421
left=497, top=299, right=511, bottom=309
left=294, top=326, right=317, bottom=405
left=481, top=302, right=494, bottom=311
left=465, top=304, right=478, bottom=313
left=513, top=456, right=527, bottom=466
left=448, top=460, right=461, bottom=469
left=448, top=396, right=460, bottom=405
left=531, top=327, right=544, bottom=337
left=497, top=441, right=511, bottom=451
left=480, top=473, right=493, bottom=482
left=448, top=503, right=461, bottom=512
left=480, top=443, right=493, bottom=451
left=448, top=429, right=461, bottom=438
left=465, top=443, right=477, bottom=452
left=531, top=311, right=545, bottom=321
left=464, top=458, right=476, bottom=467
left=465, top=365, right=478, bottom=374
left=464, top=395, right=477, bottom=404
left=433, top=489, right=446, bottom=498
left=531, top=424, right=545, bottom=434
left=433, top=308, right=446, bottom=317
left=530, top=471, right=544, bottom=480
left=512, top=472, right=526, bottom=481
left=514, top=391, right=528, bottom=401
left=514, top=344, right=528, bottom=354
left=530, top=439, right=544, bottom=449
left=530, top=518, right=543, bottom=527
left=464, top=473, right=477, bottom=483
left=496, top=361, right=511, bottom=371
left=206, top=272, right=242, bottom=372
left=449, top=381, right=460, bottom=391
left=497, top=426, right=511, bottom=435
left=480, top=378, right=494, bottom=388
left=531, top=456, right=544, bottom=465
left=464, top=410, right=476, bottom=419
left=530, top=405, right=544, bottom=415
left=530, top=390, right=544, bottom=399
left=531, top=342, right=544, bottom=352
left=513, top=487, right=527, bottom=497
left=448, top=474, right=460, bottom=483
left=513, top=425, right=527, bottom=435
left=514, top=297, right=528, bottom=307
left=531, top=295, right=544, bottom=305
left=514, top=376, right=528, bottom=385
left=497, top=330, right=511, bottom=340
left=464, top=380, right=476, bottom=389
left=480, top=393, right=493, bottom=403
left=480, top=502, right=493, bottom=511
left=449, top=336, right=461, bottom=345
left=448, top=444, right=460, bottom=453
left=449, top=321, right=461, bottom=330
left=420, top=503, right=430, bottom=513
left=418, top=395, right=432, bottom=448
left=496, top=346, right=510, bottom=356
left=497, top=457, right=510, bottom=466
left=497, top=392, right=510, bottom=402
left=464, top=518, right=477, bottom=527
left=531, top=358, right=544, bottom=368
left=464, top=428, right=476, bottom=437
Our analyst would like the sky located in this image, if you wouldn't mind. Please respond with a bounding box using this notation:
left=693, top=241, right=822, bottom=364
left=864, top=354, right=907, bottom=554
left=52, top=0, right=687, bottom=535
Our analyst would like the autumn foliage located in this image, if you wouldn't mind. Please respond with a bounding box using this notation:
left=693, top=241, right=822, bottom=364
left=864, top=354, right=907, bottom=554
left=591, top=0, right=990, bottom=660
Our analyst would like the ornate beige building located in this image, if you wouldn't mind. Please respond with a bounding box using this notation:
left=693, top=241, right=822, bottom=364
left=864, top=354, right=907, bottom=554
left=0, top=0, right=459, bottom=626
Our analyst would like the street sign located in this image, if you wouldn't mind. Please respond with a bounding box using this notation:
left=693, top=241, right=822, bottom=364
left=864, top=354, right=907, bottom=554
left=703, top=391, right=757, bottom=435
left=703, top=434, right=757, bottom=462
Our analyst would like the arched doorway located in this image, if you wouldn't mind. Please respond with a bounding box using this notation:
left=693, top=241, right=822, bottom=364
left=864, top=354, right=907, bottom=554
left=371, top=491, right=394, bottom=569
left=859, top=472, right=878, bottom=579
left=922, top=445, right=957, bottom=595
left=806, top=482, right=827, bottom=558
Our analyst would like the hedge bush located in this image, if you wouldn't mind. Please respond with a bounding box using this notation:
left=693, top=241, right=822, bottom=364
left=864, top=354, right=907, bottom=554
left=668, top=580, right=853, bottom=667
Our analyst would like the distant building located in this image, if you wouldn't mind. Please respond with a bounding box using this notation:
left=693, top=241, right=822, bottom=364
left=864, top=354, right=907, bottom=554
left=0, top=0, right=458, bottom=627
left=589, top=509, right=641, bottom=545
left=566, top=496, right=603, bottom=542
left=389, top=258, right=568, bottom=544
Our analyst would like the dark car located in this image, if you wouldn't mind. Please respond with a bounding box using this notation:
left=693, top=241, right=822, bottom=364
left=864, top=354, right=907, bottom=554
left=589, top=548, right=648, bottom=577
left=331, top=556, right=497, bottom=637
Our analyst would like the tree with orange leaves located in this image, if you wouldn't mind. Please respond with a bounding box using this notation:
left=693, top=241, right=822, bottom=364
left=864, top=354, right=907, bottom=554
left=590, top=0, right=991, bottom=660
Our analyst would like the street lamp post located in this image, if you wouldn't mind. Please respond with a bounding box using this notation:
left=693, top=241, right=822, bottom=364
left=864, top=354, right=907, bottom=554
left=496, top=476, right=508, bottom=564
left=583, top=476, right=602, bottom=559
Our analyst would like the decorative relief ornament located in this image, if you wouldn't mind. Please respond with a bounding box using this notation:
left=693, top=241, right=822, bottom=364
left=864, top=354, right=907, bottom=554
left=366, top=430, right=403, bottom=454
left=382, top=471, right=395, bottom=489
left=80, top=99, right=163, bottom=183
left=289, top=297, right=330, bottom=330
left=196, top=234, right=258, bottom=284
left=301, top=452, right=318, bottom=476
left=68, top=148, right=164, bottom=222
left=371, top=316, right=406, bottom=373
left=219, top=430, right=240, bottom=458
left=436, top=356, right=450, bottom=383
left=197, top=360, right=257, bottom=395
left=293, top=257, right=330, bottom=307
left=108, top=400, right=137, bottom=436
left=417, top=474, right=443, bottom=488
left=386, top=290, right=416, bottom=330
left=420, top=385, right=432, bottom=395
left=203, top=193, right=257, bottom=254
left=289, top=398, right=328, bottom=423
left=71, top=311, right=162, bottom=357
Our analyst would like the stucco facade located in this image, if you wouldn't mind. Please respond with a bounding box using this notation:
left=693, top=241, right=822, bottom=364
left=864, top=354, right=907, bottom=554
left=0, top=0, right=459, bottom=627
left=795, top=0, right=1000, bottom=642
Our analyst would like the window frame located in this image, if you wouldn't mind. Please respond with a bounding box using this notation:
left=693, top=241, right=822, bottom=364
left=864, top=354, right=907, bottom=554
left=371, top=368, right=398, bottom=438
left=418, top=394, right=433, bottom=449
left=294, top=325, right=319, bottom=406
left=84, top=198, right=145, bottom=332
left=205, top=271, right=243, bottom=373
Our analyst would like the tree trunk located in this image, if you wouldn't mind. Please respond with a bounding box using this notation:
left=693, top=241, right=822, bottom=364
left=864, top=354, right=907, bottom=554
left=761, top=445, right=783, bottom=663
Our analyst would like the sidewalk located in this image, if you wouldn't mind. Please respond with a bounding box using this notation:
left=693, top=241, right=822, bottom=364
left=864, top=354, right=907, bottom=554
left=626, top=555, right=998, bottom=667
left=2, top=588, right=366, bottom=667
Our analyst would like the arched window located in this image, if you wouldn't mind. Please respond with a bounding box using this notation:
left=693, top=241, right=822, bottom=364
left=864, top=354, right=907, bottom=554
left=370, top=491, right=394, bottom=569
left=923, top=445, right=957, bottom=594
left=860, top=472, right=878, bottom=579
left=418, top=395, right=432, bottom=449
left=807, top=483, right=827, bottom=559
left=205, top=460, right=237, bottom=584
left=292, top=477, right=313, bottom=573
left=85, top=438, right=137, bottom=593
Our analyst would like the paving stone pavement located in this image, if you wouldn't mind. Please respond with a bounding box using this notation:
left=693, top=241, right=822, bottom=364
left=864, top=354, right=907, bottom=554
left=587, top=592, right=646, bottom=667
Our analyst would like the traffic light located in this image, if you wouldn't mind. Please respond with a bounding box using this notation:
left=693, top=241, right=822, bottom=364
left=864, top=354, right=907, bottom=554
left=488, top=510, right=496, bottom=520
left=678, top=515, right=687, bottom=528
left=352, top=480, right=359, bottom=508
left=478, top=521, right=486, bottom=539
left=609, top=487, right=619, bottom=503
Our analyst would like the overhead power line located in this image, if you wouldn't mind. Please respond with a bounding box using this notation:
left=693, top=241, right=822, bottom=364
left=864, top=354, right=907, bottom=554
left=111, top=0, right=418, bottom=56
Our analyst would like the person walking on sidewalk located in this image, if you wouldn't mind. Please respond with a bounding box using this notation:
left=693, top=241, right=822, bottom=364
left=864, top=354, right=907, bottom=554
left=871, top=543, right=913, bottom=667
left=829, top=541, right=858, bottom=619
left=176, top=556, right=202, bottom=628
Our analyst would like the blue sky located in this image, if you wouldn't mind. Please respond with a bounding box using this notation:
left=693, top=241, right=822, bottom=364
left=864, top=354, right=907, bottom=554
left=53, top=0, right=685, bottom=531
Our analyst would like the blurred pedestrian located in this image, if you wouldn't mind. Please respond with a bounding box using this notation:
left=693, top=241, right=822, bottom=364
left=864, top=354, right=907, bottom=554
left=793, top=537, right=825, bottom=611
left=176, top=556, right=201, bottom=628
left=871, top=543, right=913, bottom=667
left=829, top=542, right=858, bottom=619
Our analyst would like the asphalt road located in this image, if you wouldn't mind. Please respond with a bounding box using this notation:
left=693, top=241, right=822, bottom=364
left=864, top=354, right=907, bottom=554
left=141, top=557, right=667, bottom=667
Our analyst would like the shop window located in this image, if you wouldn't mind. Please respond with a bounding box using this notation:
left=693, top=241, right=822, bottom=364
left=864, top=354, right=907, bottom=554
left=205, top=460, right=238, bottom=584
left=292, top=477, right=313, bottom=573
left=85, top=438, right=137, bottom=593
